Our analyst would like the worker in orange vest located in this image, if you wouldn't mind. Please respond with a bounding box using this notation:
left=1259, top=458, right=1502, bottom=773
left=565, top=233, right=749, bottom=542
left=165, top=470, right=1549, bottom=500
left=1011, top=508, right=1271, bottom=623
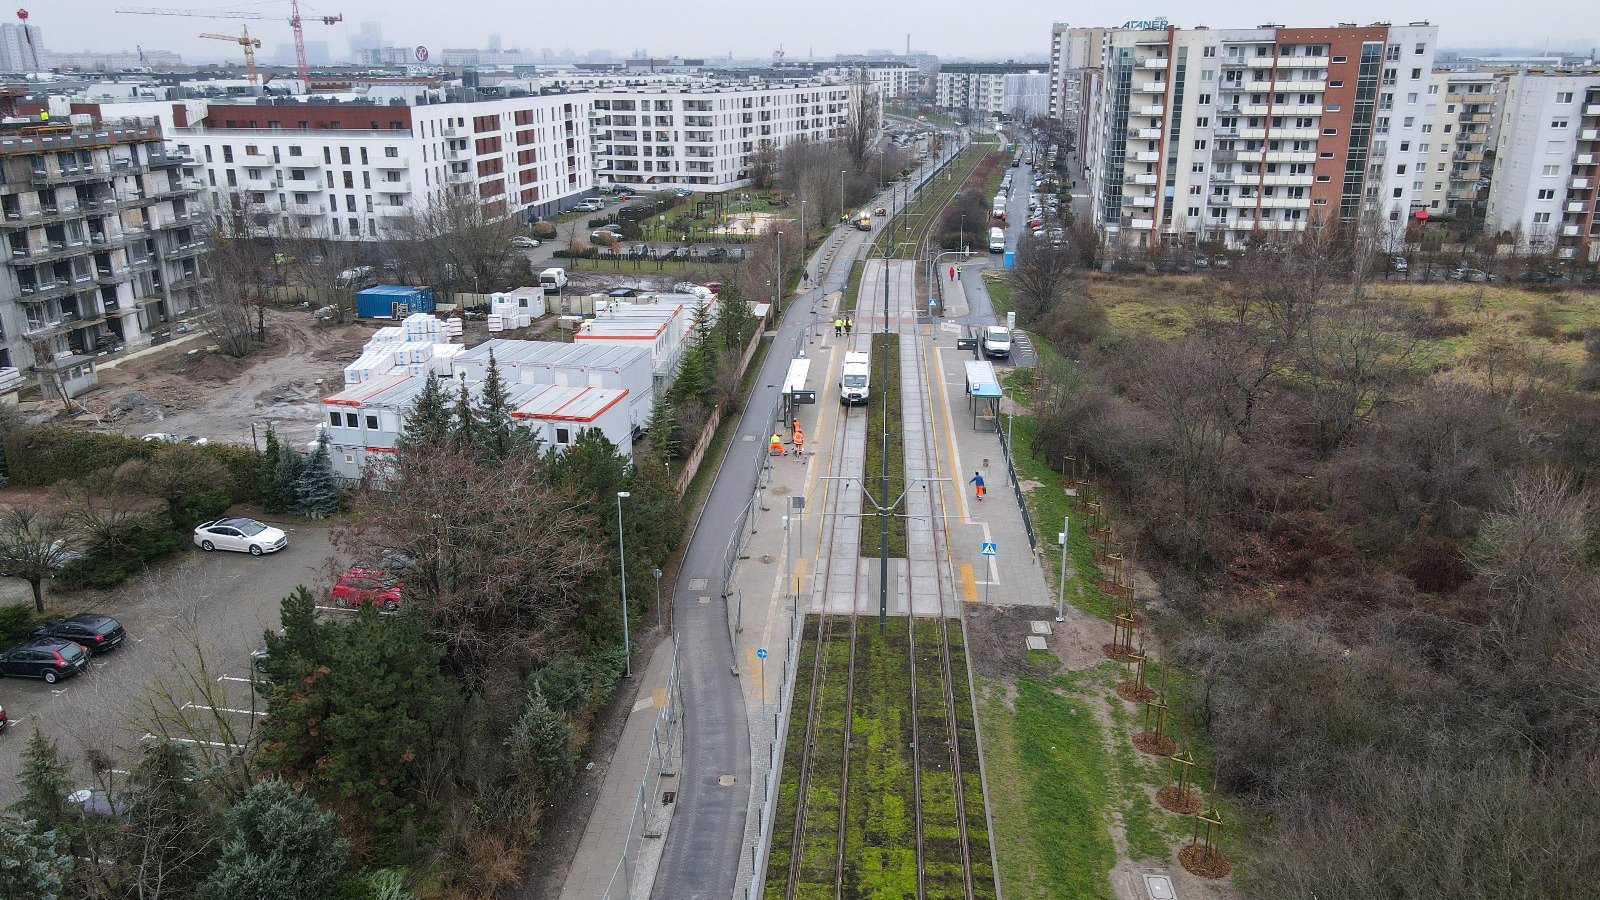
left=770, top=431, right=785, bottom=455
left=791, top=419, right=804, bottom=458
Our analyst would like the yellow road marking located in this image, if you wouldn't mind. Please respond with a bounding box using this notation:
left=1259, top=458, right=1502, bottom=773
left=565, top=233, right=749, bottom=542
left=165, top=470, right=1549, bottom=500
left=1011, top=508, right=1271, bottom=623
left=961, top=563, right=978, bottom=602
left=652, top=687, right=667, bottom=708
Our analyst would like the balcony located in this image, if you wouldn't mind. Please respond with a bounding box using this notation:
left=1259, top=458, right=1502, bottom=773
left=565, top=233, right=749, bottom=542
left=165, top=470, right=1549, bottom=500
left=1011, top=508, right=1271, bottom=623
left=1136, top=104, right=1165, bottom=117
left=285, top=175, right=324, bottom=190
left=1576, top=154, right=1596, bottom=166
left=1260, top=174, right=1314, bottom=187
left=1581, top=129, right=1600, bottom=141
left=146, top=150, right=191, bottom=168
left=242, top=177, right=278, bottom=193
left=1141, top=58, right=1170, bottom=69
left=374, top=155, right=409, bottom=169
left=288, top=203, right=326, bottom=216
left=1129, top=217, right=1155, bottom=230
left=1572, top=177, right=1592, bottom=191
left=1135, top=82, right=1168, bottom=95
left=1131, top=172, right=1158, bottom=186
left=446, top=169, right=472, bottom=185
left=162, top=240, right=208, bottom=260
left=16, top=279, right=79, bottom=303
left=30, top=163, right=114, bottom=187
left=1567, top=201, right=1589, bottom=214
left=7, top=239, right=95, bottom=266
left=373, top=205, right=411, bottom=218
left=94, top=266, right=129, bottom=285
left=1135, top=127, right=1163, bottom=139
left=0, top=203, right=85, bottom=228
left=1130, top=195, right=1156, bottom=207
left=1274, top=104, right=1323, bottom=116
left=1562, top=225, right=1581, bottom=237
left=1585, top=104, right=1600, bottom=116
left=1134, top=151, right=1160, bottom=163
left=1275, top=55, right=1329, bottom=68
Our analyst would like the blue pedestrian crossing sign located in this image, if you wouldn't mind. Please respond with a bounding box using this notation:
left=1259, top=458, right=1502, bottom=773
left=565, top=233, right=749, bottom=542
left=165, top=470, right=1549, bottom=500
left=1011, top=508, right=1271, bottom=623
left=981, top=541, right=998, bottom=557
left=756, top=647, right=768, bottom=659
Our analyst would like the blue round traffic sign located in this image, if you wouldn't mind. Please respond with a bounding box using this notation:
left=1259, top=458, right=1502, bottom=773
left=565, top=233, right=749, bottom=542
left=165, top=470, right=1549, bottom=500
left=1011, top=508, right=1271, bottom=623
left=756, top=648, right=768, bottom=659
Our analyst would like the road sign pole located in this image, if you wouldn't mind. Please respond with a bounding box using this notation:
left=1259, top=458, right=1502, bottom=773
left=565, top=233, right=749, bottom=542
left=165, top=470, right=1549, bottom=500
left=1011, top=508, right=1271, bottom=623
left=1057, top=516, right=1068, bottom=623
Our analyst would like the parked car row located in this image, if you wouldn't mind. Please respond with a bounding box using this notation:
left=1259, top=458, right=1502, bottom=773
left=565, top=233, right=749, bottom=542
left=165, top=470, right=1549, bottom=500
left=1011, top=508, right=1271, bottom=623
left=0, top=614, right=127, bottom=684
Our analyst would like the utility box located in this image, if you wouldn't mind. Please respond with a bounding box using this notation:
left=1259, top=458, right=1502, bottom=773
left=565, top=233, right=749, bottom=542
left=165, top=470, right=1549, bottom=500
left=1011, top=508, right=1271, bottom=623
left=356, top=285, right=436, bottom=319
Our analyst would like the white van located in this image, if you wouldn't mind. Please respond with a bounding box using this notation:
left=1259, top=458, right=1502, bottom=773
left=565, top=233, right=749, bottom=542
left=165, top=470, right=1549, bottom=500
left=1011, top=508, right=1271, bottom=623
left=575, top=197, right=605, bottom=212
left=840, top=351, right=871, bottom=404
left=335, top=265, right=374, bottom=289
left=982, top=325, right=1013, bottom=359
left=539, top=267, right=568, bottom=293
left=988, top=227, right=1006, bottom=254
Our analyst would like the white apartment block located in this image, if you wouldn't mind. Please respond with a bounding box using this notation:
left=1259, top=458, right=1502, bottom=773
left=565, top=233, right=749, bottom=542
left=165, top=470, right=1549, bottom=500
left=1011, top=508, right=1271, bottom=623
left=1417, top=70, right=1497, bottom=218
left=0, top=23, right=43, bottom=73
left=590, top=80, right=861, bottom=191
left=825, top=64, right=919, bottom=100
left=1049, top=25, right=1110, bottom=124
left=936, top=64, right=1045, bottom=117
left=1485, top=70, right=1600, bottom=261
left=171, top=91, right=594, bottom=241
left=1084, top=22, right=1438, bottom=251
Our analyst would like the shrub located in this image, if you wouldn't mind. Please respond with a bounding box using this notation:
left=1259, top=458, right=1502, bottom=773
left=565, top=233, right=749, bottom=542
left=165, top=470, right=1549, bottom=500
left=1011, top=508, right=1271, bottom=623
left=531, top=221, right=556, bottom=239
left=201, top=443, right=265, bottom=505
left=1, top=426, right=153, bottom=486
left=0, top=603, right=38, bottom=646
left=54, top=512, right=183, bottom=590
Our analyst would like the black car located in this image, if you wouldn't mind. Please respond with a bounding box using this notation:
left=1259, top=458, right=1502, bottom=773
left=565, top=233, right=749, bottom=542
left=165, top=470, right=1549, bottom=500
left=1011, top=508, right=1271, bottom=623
left=704, top=247, right=728, bottom=261
left=32, top=614, right=126, bottom=656
left=608, top=288, right=640, bottom=298
left=0, top=638, right=91, bottom=683
left=671, top=247, right=691, bottom=260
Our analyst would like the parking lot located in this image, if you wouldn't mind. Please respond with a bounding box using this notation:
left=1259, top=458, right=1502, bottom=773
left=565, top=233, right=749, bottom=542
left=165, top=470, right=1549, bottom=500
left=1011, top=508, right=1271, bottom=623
left=0, top=519, right=333, bottom=804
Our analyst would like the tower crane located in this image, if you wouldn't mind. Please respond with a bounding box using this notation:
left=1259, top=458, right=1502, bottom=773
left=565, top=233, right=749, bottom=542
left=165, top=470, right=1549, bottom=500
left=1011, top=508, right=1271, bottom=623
left=117, top=3, right=342, bottom=85
left=198, top=26, right=261, bottom=86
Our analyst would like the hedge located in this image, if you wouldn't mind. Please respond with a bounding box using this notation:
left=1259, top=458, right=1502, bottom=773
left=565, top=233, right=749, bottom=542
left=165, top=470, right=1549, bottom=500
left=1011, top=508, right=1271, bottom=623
left=1, top=426, right=154, bottom=486
left=54, top=512, right=185, bottom=590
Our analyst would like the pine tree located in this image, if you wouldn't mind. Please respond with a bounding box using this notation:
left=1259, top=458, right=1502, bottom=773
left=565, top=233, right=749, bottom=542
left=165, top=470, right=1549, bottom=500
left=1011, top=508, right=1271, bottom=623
left=10, top=728, right=71, bottom=834
left=450, top=377, right=477, bottom=456
left=503, top=688, right=575, bottom=807
left=293, top=431, right=342, bottom=519
left=272, top=445, right=302, bottom=514
left=258, top=426, right=282, bottom=512
left=474, top=351, right=532, bottom=462
left=401, top=371, right=452, bottom=449
left=198, top=779, right=347, bottom=900
left=644, top=392, right=678, bottom=461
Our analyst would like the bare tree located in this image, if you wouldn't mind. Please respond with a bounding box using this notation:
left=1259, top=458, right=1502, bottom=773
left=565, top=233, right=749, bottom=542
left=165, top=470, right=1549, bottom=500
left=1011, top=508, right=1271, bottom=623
left=391, top=191, right=531, bottom=299
left=843, top=69, right=881, bottom=174
left=0, top=504, right=76, bottom=611
left=1009, top=233, right=1078, bottom=322
left=195, top=194, right=273, bottom=357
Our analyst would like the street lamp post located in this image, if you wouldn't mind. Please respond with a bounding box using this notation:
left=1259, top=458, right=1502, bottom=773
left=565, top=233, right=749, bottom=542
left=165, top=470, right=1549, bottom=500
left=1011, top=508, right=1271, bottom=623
left=775, top=229, right=784, bottom=312
left=839, top=169, right=846, bottom=224
left=616, top=491, right=632, bottom=677
left=652, top=566, right=663, bottom=630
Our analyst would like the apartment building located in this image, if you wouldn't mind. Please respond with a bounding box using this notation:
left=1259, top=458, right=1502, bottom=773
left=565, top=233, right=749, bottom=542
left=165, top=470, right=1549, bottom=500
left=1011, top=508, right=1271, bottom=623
left=590, top=80, right=859, bottom=192
left=0, top=22, right=43, bottom=73
left=1485, top=70, right=1600, bottom=261
left=172, top=91, right=593, bottom=241
left=1002, top=73, right=1051, bottom=120
left=1048, top=24, right=1110, bottom=125
left=0, top=94, right=204, bottom=397
left=825, top=63, right=920, bottom=100
left=936, top=63, right=1045, bottom=118
left=1084, top=22, right=1438, bottom=250
left=1417, top=70, right=1497, bottom=218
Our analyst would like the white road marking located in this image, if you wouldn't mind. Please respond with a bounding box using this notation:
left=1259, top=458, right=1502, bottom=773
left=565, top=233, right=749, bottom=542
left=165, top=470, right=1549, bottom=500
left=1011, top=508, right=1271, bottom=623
left=216, top=675, right=254, bottom=684
left=181, top=702, right=265, bottom=717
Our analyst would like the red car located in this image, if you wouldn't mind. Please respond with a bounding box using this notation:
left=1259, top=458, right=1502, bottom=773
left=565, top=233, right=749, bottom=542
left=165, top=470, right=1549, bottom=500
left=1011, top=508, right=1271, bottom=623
left=1028, top=216, right=1045, bottom=228
left=332, top=566, right=403, bottom=611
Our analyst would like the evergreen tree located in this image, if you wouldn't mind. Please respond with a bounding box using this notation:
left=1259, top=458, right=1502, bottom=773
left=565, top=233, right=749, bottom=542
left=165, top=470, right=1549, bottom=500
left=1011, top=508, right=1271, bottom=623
left=711, top=280, right=755, bottom=352
left=122, top=740, right=215, bottom=897
left=502, top=688, right=575, bottom=811
left=400, top=371, right=452, bottom=449
left=474, top=352, right=534, bottom=462
left=294, top=431, right=342, bottom=519
left=644, top=392, right=678, bottom=461
left=258, top=426, right=282, bottom=512
left=272, top=444, right=303, bottom=514
left=0, top=819, right=72, bottom=900
left=450, top=377, right=477, bottom=456
left=10, top=728, right=71, bottom=834
left=198, top=779, right=348, bottom=900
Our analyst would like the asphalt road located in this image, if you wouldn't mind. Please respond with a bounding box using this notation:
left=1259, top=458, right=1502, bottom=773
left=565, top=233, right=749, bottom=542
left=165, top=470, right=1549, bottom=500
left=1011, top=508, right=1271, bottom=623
left=0, top=520, right=333, bottom=804
left=650, top=138, right=968, bottom=899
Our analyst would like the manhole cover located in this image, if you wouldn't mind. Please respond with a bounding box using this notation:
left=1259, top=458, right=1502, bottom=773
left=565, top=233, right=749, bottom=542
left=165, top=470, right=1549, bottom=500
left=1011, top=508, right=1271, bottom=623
left=717, top=774, right=737, bottom=786
left=689, top=578, right=708, bottom=590
left=697, top=596, right=712, bottom=605
left=1030, top=621, right=1054, bottom=635
left=760, top=554, right=775, bottom=564
left=742, top=434, right=756, bottom=442
left=1026, top=635, right=1049, bottom=651
left=771, top=485, right=790, bottom=495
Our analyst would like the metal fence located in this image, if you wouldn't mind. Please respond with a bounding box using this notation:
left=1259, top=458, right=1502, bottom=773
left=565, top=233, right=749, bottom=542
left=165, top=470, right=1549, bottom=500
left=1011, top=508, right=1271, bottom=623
left=996, top=415, right=1038, bottom=551
left=599, top=634, right=683, bottom=900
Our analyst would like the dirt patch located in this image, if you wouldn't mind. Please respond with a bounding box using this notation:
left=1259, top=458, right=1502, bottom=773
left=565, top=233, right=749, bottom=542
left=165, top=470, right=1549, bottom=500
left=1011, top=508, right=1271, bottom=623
left=1178, top=843, right=1233, bottom=879
left=1110, top=858, right=1239, bottom=900
left=80, top=309, right=378, bottom=447
left=966, top=602, right=1109, bottom=679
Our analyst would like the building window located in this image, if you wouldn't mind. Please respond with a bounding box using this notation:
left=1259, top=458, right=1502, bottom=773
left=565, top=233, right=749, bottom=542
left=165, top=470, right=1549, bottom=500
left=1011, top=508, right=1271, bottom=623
left=1194, top=139, right=1208, bottom=150
left=365, top=415, right=378, bottom=429
left=328, top=412, right=340, bottom=427
left=1397, top=164, right=1407, bottom=175
left=1407, top=92, right=1418, bottom=103
left=1552, top=119, right=1569, bottom=129
left=385, top=146, right=399, bottom=157
left=1556, top=91, right=1574, bottom=103
left=1329, top=80, right=1344, bottom=88
left=1332, top=55, right=1347, bottom=64
left=1402, top=116, right=1415, bottom=128
left=1542, top=165, right=1561, bottom=176
left=344, top=413, right=358, bottom=427
left=1393, top=188, right=1403, bottom=198
left=1537, top=189, right=1556, bottom=200
left=1533, top=212, right=1552, bottom=224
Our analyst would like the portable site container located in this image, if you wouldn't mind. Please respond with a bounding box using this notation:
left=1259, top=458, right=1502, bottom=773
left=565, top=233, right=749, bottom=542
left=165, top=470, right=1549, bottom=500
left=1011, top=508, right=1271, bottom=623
left=356, top=285, right=437, bottom=319
left=320, top=373, right=425, bottom=479
left=574, top=317, right=684, bottom=387
left=489, top=287, right=548, bottom=323
left=508, top=382, right=634, bottom=455
left=451, top=340, right=656, bottom=430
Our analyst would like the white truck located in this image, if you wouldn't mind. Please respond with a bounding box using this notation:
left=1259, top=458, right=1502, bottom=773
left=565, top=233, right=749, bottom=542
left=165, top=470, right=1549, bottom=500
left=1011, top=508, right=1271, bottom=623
left=539, top=267, right=567, bottom=293
left=840, top=351, right=871, bottom=404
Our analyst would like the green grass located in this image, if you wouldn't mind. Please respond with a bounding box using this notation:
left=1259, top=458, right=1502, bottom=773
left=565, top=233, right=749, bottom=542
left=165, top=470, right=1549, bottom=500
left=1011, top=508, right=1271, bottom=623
left=842, top=260, right=865, bottom=314
left=979, top=676, right=1117, bottom=899
left=1024, top=649, right=1061, bottom=672
left=873, top=140, right=998, bottom=260
left=562, top=255, right=729, bottom=275
left=861, top=335, right=907, bottom=557
left=983, top=275, right=1014, bottom=316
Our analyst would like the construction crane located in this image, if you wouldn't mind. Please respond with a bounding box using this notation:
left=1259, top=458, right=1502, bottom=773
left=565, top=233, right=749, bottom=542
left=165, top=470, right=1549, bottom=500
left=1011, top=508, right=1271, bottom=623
left=117, top=3, right=342, bottom=85
left=199, top=26, right=261, bottom=85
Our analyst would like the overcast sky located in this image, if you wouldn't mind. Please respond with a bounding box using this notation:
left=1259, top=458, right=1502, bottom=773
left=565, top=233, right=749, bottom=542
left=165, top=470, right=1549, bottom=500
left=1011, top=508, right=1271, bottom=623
left=42, top=0, right=1600, bottom=63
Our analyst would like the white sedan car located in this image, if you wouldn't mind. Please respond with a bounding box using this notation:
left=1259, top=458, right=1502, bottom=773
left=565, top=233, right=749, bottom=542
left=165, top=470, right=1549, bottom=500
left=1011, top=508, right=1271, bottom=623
left=193, top=518, right=288, bottom=556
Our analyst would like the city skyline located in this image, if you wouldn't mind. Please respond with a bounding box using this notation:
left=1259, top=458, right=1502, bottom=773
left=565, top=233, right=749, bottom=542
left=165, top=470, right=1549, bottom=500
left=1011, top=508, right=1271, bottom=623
left=23, top=0, right=1600, bottom=66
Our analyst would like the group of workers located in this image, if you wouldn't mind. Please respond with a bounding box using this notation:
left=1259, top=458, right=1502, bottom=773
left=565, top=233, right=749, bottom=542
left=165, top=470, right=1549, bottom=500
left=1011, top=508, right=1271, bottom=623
left=770, top=419, right=805, bottom=458
left=832, top=318, right=854, bottom=337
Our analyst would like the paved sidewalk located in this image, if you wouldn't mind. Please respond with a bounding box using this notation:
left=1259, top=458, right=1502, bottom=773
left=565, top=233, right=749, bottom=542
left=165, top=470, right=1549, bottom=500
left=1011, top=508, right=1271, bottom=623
left=557, top=642, right=681, bottom=900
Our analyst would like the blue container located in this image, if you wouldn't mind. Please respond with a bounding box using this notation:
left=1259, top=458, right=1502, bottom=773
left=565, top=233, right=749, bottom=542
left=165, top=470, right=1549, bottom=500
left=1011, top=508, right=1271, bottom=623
left=356, top=285, right=436, bottom=318
left=1003, top=250, right=1016, bottom=269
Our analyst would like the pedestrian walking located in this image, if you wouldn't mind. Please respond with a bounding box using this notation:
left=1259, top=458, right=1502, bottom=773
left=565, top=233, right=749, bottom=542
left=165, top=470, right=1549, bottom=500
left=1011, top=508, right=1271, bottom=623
left=969, top=470, right=986, bottom=501
left=834, top=318, right=843, bottom=337
left=949, top=265, right=956, bottom=281
left=770, top=432, right=786, bottom=456
left=844, top=318, right=854, bottom=336
left=792, top=419, right=804, bottom=457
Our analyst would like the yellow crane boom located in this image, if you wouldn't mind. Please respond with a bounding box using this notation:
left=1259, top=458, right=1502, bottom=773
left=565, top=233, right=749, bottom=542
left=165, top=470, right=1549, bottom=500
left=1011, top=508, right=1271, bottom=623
left=198, top=26, right=261, bottom=85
